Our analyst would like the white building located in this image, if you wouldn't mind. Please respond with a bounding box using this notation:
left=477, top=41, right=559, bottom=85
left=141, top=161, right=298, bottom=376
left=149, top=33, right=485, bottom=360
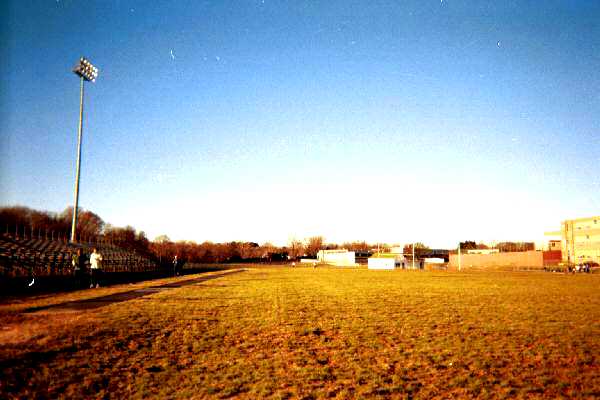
left=466, top=249, right=499, bottom=255
left=368, top=256, right=395, bottom=270
left=317, top=249, right=356, bottom=267
left=368, top=252, right=405, bottom=270
left=390, top=246, right=404, bottom=254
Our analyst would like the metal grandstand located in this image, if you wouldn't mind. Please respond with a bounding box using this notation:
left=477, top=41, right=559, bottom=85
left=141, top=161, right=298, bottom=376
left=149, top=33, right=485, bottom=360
left=0, top=232, right=159, bottom=279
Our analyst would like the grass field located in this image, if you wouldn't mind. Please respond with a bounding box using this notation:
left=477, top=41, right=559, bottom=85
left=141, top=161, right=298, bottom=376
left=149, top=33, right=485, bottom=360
left=1, top=266, right=598, bottom=399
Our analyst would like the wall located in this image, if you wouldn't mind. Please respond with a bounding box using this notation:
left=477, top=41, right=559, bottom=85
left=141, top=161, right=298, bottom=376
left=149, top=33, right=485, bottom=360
left=368, top=258, right=395, bottom=270
left=542, top=250, right=562, bottom=266
left=449, top=250, right=545, bottom=269
left=317, top=250, right=356, bottom=266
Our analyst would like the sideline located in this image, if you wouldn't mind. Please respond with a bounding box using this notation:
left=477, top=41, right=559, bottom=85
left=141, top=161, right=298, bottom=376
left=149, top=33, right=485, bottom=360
left=25, top=269, right=246, bottom=312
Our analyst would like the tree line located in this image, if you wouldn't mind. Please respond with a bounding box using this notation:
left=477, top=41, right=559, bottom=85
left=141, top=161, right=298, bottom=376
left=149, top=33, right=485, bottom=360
left=459, top=241, right=535, bottom=252
left=0, top=206, right=384, bottom=264
left=1, top=206, right=538, bottom=264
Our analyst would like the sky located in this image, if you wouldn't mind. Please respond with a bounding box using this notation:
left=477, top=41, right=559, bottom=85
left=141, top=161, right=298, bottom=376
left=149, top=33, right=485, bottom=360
left=1, top=0, right=599, bottom=248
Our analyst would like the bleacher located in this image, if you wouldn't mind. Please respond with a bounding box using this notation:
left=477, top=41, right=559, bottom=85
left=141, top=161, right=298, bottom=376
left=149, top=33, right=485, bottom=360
left=0, top=233, right=159, bottom=279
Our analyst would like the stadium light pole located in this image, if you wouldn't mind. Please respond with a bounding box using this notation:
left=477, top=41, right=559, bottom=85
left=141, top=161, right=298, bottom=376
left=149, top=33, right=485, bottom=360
left=70, top=57, right=99, bottom=243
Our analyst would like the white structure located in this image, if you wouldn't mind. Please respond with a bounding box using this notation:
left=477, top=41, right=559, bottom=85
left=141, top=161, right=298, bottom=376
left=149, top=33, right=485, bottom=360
left=424, top=257, right=445, bottom=264
left=401, top=259, right=424, bottom=269
left=368, top=257, right=395, bottom=270
left=317, top=249, right=356, bottom=266
left=467, top=249, right=499, bottom=255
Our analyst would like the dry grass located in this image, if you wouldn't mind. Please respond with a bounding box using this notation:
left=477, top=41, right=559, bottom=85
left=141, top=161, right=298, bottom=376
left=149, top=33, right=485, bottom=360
left=1, top=267, right=598, bottom=399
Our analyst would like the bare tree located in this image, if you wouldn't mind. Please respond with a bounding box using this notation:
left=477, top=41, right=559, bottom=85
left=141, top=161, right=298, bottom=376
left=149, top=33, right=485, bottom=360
left=288, top=238, right=305, bottom=260
left=342, top=241, right=371, bottom=252
left=152, top=234, right=171, bottom=263
left=403, top=242, right=429, bottom=255
left=305, top=236, right=324, bottom=258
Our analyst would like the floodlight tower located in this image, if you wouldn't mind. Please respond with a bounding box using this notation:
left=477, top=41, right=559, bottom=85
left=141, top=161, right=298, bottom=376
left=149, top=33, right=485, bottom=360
left=70, top=57, right=99, bottom=243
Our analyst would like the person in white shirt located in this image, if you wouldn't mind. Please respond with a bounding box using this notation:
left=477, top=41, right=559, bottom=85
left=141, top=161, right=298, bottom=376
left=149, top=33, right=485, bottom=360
left=89, top=248, right=103, bottom=288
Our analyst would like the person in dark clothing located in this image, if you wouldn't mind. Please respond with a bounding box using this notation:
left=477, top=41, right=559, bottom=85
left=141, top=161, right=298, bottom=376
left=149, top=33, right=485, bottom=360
left=72, top=248, right=86, bottom=288
left=173, top=255, right=179, bottom=276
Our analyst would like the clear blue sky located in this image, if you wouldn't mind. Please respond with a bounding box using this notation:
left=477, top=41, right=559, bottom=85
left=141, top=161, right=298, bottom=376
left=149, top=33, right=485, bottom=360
left=1, top=1, right=599, bottom=247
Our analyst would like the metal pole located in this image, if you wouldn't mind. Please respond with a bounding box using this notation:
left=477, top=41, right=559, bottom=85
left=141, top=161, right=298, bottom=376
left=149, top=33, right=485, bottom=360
left=71, top=76, right=85, bottom=243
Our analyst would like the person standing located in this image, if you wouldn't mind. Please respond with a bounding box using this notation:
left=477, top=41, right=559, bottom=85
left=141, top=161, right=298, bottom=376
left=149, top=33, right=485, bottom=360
left=71, top=248, right=86, bottom=288
left=89, top=248, right=103, bottom=288
left=172, top=255, right=179, bottom=276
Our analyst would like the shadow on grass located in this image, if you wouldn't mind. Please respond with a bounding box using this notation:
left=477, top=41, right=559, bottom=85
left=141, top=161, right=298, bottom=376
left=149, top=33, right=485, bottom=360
left=25, top=269, right=246, bottom=313
left=0, top=345, right=81, bottom=394
left=0, top=266, right=236, bottom=299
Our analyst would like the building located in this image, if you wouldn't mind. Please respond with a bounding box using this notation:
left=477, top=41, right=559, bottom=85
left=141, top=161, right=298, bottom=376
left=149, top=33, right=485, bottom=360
left=368, top=254, right=396, bottom=270
left=368, top=252, right=404, bottom=269
left=317, top=249, right=356, bottom=267
left=390, top=247, right=403, bottom=254
left=449, top=250, right=561, bottom=270
left=548, top=240, right=561, bottom=251
left=466, top=248, right=499, bottom=255
left=560, top=216, right=600, bottom=265
left=401, top=258, right=424, bottom=269
left=423, top=258, right=446, bottom=270
left=354, top=251, right=373, bottom=265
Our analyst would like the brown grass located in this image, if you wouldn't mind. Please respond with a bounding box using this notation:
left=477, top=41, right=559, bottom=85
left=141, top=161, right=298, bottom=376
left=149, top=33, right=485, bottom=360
left=1, top=267, right=598, bottom=399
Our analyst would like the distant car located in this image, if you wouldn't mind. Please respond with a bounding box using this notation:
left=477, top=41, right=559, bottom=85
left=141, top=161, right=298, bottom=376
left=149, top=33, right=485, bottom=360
left=575, top=262, right=599, bottom=273
left=583, top=261, right=599, bottom=273
left=584, top=261, right=599, bottom=267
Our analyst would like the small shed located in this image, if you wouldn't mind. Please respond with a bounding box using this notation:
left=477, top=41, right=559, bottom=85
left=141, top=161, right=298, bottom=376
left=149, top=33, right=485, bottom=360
left=317, top=249, right=356, bottom=266
left=368, top=257, right=395, bottom=269
left=424, top=257, right=447, bottom=270
left=368, top=254, right=399, bottom=270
